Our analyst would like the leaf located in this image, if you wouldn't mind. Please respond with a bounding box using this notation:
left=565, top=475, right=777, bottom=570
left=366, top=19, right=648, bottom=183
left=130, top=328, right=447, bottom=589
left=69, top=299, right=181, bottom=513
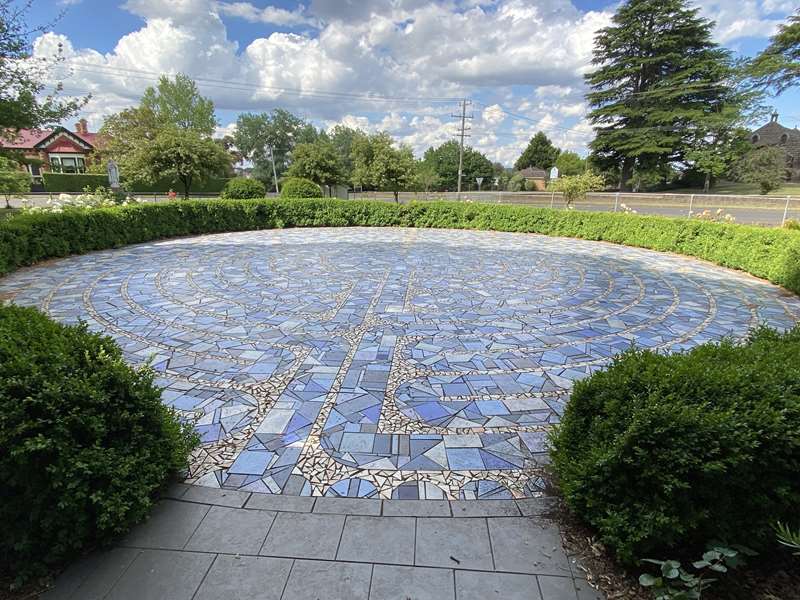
left=639, top=573, right=659, bottom=587
left=692, top=560, right=710, bottom=569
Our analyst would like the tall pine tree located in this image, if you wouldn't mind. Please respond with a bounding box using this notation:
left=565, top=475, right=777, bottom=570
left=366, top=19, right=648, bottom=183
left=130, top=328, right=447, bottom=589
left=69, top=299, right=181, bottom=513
left=514, top=132, right=560, bottom=171
left=585, top=0, right=738, bottom=190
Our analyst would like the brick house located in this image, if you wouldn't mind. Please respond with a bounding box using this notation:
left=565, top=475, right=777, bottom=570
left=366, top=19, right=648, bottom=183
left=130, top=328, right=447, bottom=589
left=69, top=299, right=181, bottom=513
left=0, top=119, right=98, bottom=182
left=516, top=166, right=547, bottom=190
left=749, top=113, right=800, bottom=182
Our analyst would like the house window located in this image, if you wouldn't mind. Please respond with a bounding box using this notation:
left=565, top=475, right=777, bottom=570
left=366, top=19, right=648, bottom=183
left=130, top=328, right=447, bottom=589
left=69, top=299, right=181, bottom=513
left=780, top=134, right=789, bottom=144
left=751, top=134, right=760, bottom=143
left=48, top=155, right=86, bottom=174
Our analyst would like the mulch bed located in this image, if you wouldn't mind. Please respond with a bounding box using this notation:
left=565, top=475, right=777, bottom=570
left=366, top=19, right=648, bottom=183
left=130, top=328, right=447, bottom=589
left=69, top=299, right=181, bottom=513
left=545, top=495, right=800, bottom=600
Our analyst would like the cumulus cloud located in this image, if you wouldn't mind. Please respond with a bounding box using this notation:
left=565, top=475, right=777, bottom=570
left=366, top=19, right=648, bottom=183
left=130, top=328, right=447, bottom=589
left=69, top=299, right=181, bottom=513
left=30, top=0, right=795, bottom=163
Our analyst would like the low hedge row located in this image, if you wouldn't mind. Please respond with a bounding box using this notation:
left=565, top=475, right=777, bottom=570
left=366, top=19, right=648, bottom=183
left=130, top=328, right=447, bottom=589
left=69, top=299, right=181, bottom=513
left=1, top=199, right=798, bottom=294
left=0, top=305, right=196, bottom=580
left=550, top=326, right=800, bottom=564
left=40, top=173, right=232, bottom=193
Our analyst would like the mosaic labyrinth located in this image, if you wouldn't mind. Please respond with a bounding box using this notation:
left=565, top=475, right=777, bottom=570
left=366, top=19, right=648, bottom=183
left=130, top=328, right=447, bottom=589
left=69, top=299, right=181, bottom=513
left=3, top=227, right=799, bottom=499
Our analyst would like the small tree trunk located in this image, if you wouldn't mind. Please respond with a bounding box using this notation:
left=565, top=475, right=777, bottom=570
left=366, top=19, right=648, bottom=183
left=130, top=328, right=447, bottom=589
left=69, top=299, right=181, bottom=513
left=182, top=176, right=192, bottom=200
left=703, top=172, right=710, bottom=193
left=394, top=190, right=399, bottom=203
left=620, top=157, right=635, bottom=192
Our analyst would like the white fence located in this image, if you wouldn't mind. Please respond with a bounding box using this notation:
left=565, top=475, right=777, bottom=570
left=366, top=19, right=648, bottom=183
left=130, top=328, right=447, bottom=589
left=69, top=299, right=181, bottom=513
left=348, top=190, right=800, bottom=227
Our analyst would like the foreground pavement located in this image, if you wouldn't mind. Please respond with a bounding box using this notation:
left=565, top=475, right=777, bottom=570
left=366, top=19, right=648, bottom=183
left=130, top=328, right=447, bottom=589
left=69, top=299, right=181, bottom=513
left=42, top=485, right=604, bottom=600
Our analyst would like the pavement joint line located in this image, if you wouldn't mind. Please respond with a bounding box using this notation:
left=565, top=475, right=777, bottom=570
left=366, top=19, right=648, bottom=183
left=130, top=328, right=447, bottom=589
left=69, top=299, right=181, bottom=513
left=279, top=558, right=296, bottom=600
left=412, top=517, right=418, bottom=566
left=97, top=548, right=143, bottom=600
left=485, top=517, right=497, bottom=572
left=189, top=552, right=219, bottom=600
left=112, top=544, right=580, bottom=578
left=334, top=513, right=348, bottom=560
left=182, top=504, right=212, bottom=551
left=257, top=508, right=280, bottom=556
left=366, top=563, right=375, bottom=600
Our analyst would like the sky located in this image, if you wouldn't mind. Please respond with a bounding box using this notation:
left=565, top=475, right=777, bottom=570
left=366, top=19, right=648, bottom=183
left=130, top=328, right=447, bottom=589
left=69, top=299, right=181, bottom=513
left=23, top=0, right=800, bottom=166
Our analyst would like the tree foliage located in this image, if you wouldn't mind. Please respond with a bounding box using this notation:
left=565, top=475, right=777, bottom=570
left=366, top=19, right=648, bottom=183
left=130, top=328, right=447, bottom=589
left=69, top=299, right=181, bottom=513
left=0, top=0, right=85, bottom=138
left=140, top=73, right=217, bottom=136
left=731, top=146, right=787, bottom=194
left=232, top=109, right=318, bottom=187
left=352, top=133, right=415, bottom=201
left=422, top=140, right=493, bottom=190
left=286, top=139, right=345, bottom=195
left=554, top=151, right=586, bottom=176
left=514, top=132, right=560, bottom=171
left=585, top=0, right=746, bottom=191
left=0, top=155, right=30, bottom=208
left=126, top=129, right=230, bottom=199
left=749, top=11, right=800, bottom=95
left=548, top=171, right=606, bottom=207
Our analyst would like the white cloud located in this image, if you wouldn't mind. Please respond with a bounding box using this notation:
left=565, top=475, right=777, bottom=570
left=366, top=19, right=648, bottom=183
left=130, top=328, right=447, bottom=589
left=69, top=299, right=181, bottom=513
left=29, top=0, right=796, bottom=163
left=218, top=2, right=317, bottom=27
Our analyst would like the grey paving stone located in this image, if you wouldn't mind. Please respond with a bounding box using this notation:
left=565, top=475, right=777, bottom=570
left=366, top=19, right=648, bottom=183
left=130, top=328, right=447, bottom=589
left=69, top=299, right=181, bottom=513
left=455, top=570, right=542, bottom=600
left=162, top=482, right=190, bottom=500
left=516, top=497, right=558, bottom=518
left=313, top=497, right=382, bottom=516
left=382, top=499, right=451, bottom=517
left=246, top=493, right=316, bottom=513
left=538, top=575, right=579, bottom=600
left=181, top=485, right=251, bottom=508
left=575, top=578, right=606, bottom=600
left=450, top=500, right=521, bottom=517
left=282, top=559, right=372, bottom=600
left=415, top=517, right=493, bottom=571
left=65, top=548, right=142, bottom=600
left=337, top=516, right=415, bottom=565
left=488, top=518, right=571, bottom=576
left=121, top=499, right=209, bottom=550
left=105, top=549, right=214, bottom=600
left=369, top=564, right=455, bottom=600
left=193, top=555, right=293, bottom=600
left=185, top=505, right=276, bottom=554
left=260, top=511, right=345, bottom=559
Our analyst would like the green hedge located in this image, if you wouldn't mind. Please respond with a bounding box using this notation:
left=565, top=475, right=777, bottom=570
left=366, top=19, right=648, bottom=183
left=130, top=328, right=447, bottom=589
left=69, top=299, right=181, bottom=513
left=0, top=199, right=798, bottom=294
left=221, top=177, right=266, bottom=199
left=42, top=172, right=109, bottom=192
left=128, top=176, right=230, bottom=194
left=280, top=177, right=323, bottom=198
left=0, top=305, right=196, bottom=580
left=550, top=327, right=800, bottom=564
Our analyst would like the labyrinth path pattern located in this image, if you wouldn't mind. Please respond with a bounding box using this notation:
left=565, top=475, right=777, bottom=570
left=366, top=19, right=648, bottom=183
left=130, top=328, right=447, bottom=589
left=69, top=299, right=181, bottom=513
left=3, top=227, right=798, bottom=499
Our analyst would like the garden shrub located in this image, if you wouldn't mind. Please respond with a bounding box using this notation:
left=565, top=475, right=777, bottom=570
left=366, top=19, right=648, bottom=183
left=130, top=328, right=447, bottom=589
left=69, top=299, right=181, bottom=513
left=0, top=305, right=197, bottom=580
left=221, top=177, right=266, bottom=199
left=42, top=173, right=109, bottom=192
left=0, top=199, right=797, bottom=294
left=550, top=326, right=800, bottom=564
left=280, top=177, right=323, bottom=198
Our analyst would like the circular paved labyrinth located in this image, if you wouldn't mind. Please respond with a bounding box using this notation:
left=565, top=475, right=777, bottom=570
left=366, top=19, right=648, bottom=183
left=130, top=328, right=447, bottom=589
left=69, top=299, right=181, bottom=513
left=3, top=227, right=799, bottom=499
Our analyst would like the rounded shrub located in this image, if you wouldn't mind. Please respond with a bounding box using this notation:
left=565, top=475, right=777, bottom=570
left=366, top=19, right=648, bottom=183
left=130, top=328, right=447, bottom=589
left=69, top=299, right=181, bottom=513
left=220, top=177, right=266, bottom=199
left=550, top=326, right=800, bottom=564
left=280, top=177, right=323, bottom=198
left=0, top=305, right=197, bottom=580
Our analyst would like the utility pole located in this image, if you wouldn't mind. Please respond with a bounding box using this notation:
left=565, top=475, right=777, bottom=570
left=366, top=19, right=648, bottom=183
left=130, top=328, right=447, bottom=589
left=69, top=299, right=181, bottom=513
left=268, top=145, right=280, bottom=195
left=451, top=99, right=472, bottom=200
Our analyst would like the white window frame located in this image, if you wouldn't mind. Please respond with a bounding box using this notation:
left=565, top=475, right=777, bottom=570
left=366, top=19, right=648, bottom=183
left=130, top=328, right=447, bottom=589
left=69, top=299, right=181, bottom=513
left=49, top=153, right=87, bottom=174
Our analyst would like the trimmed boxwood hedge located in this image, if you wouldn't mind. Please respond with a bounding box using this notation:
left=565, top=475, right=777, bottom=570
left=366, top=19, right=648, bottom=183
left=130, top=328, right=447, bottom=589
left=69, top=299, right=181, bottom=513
left=42, top=172, right=109, bottom=192
left=0, top=198, right=798, bottom=294
left=0, top=305, right=197, bottom=580
left=549, top=327, right=800, bottom=564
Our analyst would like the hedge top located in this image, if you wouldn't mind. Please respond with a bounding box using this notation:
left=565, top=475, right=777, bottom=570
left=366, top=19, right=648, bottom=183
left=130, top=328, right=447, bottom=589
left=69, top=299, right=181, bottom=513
left=0, top=198, right=798, bottom=295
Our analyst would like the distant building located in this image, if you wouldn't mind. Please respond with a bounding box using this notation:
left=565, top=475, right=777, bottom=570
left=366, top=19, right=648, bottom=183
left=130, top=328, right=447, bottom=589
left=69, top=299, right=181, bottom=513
left=0, top=119, right=97, bottom=181
left=516, top=166, right=547, bottom=191
left=749, top=112, right=800, bottom=182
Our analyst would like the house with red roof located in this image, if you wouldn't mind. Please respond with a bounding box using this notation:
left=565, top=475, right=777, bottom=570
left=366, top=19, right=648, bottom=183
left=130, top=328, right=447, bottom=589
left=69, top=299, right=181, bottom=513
left=1, top=119, right=98, bottom=182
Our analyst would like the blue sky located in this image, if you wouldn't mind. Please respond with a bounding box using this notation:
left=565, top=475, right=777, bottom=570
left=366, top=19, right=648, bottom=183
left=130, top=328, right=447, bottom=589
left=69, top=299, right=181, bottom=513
left=26, top=0, right=800, bottom=165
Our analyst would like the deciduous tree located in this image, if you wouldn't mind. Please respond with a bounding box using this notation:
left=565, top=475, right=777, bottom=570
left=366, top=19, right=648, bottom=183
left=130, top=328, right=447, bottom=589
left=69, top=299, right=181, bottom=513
left=140, top=73, right=217, bottom=136
left=0, top=0, right=85, bottom=138
left=422, top=140, right=493, bottom=190
left=554, top=151, right=586, bottom=176
left=731, top=146, right=787, bottom=195
left=0, top=155, right=30, bottom=208
left=127, top=129, right=230, bottom=199
left=286, top=139, right=345, bottom=196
